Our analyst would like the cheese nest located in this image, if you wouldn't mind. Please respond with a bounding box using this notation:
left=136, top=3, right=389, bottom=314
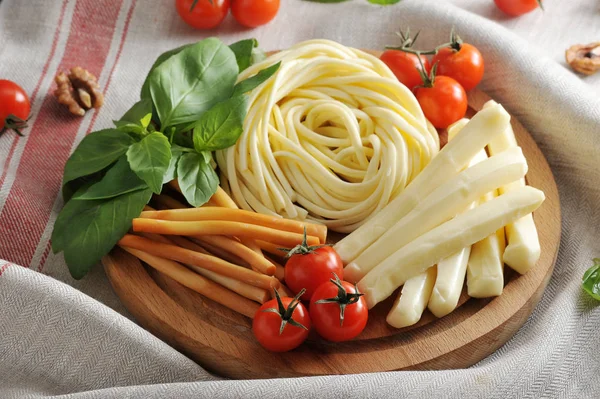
left=216, top=39, right=439, bottom=233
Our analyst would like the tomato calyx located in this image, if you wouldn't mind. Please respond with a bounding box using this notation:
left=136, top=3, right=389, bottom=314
left=314, top=273, right=364, bottom=327
left=0, top=114, right=27, bottom=137
left=415, top=60, right=438, bottom=90
left=448, top=28, right=463, bottom=52
left=189, top=0, right=214, bottom=11
left=280, top=227, right=331, bottom=258
left=263, top=288, right=309, bottom=334
left=537, top=0, right=544, bottom=11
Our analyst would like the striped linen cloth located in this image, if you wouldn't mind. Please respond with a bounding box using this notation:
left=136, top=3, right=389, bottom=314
left=1, top=0, right=599, bottom=397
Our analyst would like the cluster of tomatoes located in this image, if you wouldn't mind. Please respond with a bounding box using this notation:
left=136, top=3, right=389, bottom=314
left=176, top=0, right=280, bottom=30
left=380, top=29, right=484, bottom=129
left=252, top=235, right=367, bottom=352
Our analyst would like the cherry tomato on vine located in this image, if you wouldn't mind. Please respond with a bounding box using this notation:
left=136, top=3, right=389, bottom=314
left=253, top=289, right=311, bottom=352
left=415, top=73, right=467, bottom=130
left=284, top=230, right=343, bottom=301
left=310, top=274, right=368, bottom=342
left=231, top=0, right=280, bottom=28
left=0, top=79, right=30, bottom=136
left=380, top=50, right=431, bottom=92
left=494, top=0, right=542, bottom=17
left=432, top=42, right=484, bottom=91
left=175, top=0, right=230, bottom=30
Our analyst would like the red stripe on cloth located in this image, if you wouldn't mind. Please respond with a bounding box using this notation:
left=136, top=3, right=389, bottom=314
left=0, top=0, right=69, bottom=188
left=0, top=0, right=124, bottom=267
left=0, top=262, right=12, bottom=277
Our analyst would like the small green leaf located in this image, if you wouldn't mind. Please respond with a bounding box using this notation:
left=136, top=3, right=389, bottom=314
left=141, top=43, right=195, bottom=99
left=582, top=258, right=600, bottom=301
left=140, top=113, right=152, bottom=129
left=73, top=156, right=147, bottom=200
left=63, top=129, right=135, bottom=187
left=52, top=188, right=153, bottom=279
left=118, top=99, right=153, bottom=124
left=113, top=121, right=145, bottom=135
left=177, top=152, right=219, bottom=207
left=126, top=132, right=172, bottom=194
left=233, top=62, right=281, bottom=96
left=193, top=95, right=248, bottom=152
left=367, top=0, right=401, bottom=4
left=229, top=39, right=259, bottom=72
left=162, top=144, right=187, bottom=184
left=251, top=47, right=267, bottom=65
left=62, top=171, right=106, bottom=202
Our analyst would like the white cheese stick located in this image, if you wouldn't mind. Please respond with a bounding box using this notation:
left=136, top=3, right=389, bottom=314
left=334, top=104, right=511, bottom=264
left=358, top=186, right=545, bottom=309
left=484, top=100, right=541, bottom=274
left=466, top=189, right=506, bottom=298
left=344, top=146, right=528, bottom=282
left=428, top=246, right=471, bottom=318
left=386, top=266, right=437, bottom=328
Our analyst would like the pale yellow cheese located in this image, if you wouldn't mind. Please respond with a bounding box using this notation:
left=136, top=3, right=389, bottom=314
left=484, top=100, right=541, bottom=274
left=344, top=146, right=528, bottom=282
left=334, top=104, right=511, bottom=264
left=466, top=190, right=506, bottom=298
left=358, top=186, right=545, bottom=309
left=386, top=266, right=437, bottom=328
left=428, top=246, right=471, bottom=318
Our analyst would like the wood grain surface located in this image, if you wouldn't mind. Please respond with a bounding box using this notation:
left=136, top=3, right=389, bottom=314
left=102, top=87, right=561, bottom=379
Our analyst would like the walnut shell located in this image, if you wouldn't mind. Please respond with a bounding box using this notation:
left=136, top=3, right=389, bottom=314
left=565, top=42, right=600, bottom=76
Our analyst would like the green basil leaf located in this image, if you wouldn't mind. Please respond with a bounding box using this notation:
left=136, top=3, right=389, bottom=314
left=62, top=171, right=106, bottom=202
left=149, top=38, right=238, bottom=130
left=251, top=47, right=267, bottom=65
left=233, top=62, right=281, bottom=96
left=162, top=144, right=187, bottom=184
left=141, top=43, right=194, bottom=99
left=73, top=156, right=147, bottom=200
left=229, top=38, right=259, bottom=72
left=192, top=95, right=248, bottom=152
left=113, top=121, right=145, bottom=135
left=63, top=129, right=135, bottom=186
left=118, top=98, right=153, bottom=124
left=582, top=258, right=600, bottom=301
left=52, top=188, right=153, bottom=279
left=177, top=152, right=219, bottom=207
left=367, top=0, right=401, bottom=4
left=126, top=132, right=172, bottom=194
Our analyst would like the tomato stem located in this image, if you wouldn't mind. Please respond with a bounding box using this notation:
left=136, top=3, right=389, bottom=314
left=537, top=0, right=544, bottom=11
left=449, top=27, right=463, bottom=52
left=263, top=288, right=309, bottom=334
left=314, top=273, right=364, bottom=327
left=279, top=227, right=331, bottom=257
left=0, top=114, right=27, bottom=137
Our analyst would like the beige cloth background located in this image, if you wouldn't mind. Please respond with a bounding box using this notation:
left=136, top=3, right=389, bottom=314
left=0, top=0, right=599, bottom=398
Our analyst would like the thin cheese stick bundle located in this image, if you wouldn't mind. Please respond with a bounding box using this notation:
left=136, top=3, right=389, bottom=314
left=118, top=235, right=279, bottom=290
left=192, top=239, right=250, bottom=267
left=386, top=266, right=437, bottom=328
left=335, top=104, right=511, bottom=263
left=467, top=190, right=506, bottom=298
left=358, top=186, right=545, bottom=308
left=140, top=207, right=327, bottom=244
left=255, top=240, right=288, bottom=258
left=120, top=246, right=259, bottom=318
left=344, top=145, right=528, bottom=282
left=131, top=219, right=321, bottom=248
left=484, top=100, right=541, bottom=274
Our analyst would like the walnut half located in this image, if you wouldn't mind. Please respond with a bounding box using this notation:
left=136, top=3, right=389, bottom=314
left=54, top=67, right=104, bottom=116
left=565, top=42, right=600, bottom=76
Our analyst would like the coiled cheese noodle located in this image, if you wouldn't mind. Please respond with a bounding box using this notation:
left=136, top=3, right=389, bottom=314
left=216, top=40, right=439, bottom=233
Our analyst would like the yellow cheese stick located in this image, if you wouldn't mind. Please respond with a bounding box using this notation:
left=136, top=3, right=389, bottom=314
left=386, top=266, right=437, bottom=328
left=334, top=104, right=511, bottom=264
left=484, top=100, right=541, bottom=274
left=428, top=247, right=471, bottom=318
left=344, top=146, right=528, bottom=282
left=466, top=189, right=506, bottom=298
left=358, top=186, right=545, bottom=308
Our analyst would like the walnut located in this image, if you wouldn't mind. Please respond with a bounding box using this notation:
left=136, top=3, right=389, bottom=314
left=565, top=42, right=600, bottom=76
left=54, top=67, right=104, bottom=116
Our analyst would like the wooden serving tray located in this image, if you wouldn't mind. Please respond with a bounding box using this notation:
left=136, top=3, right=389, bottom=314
left=102, top=89, right=561, bottom=379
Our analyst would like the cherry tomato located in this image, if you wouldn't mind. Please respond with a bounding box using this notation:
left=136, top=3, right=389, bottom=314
left=0, top=79, right=30, bottom=135
left=231, top=0, right=280, bottom=28
left=253, top=289, right=311, bottom=352
left=431, top=43, right=484, bottom=91
left=310, top=274, right=368, bottom=342
left=175, top=0, right=230, bottom=30
left=415, top=75, right=467, bottom=129
left=380, top=50, right=431, bottom=92
left=284, top=234, right=343, bottom=301
left=494, top=0, right=542, bottom=16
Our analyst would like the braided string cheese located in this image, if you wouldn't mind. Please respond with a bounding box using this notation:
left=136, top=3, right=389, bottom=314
left=216, top=40, right=439, bottom=233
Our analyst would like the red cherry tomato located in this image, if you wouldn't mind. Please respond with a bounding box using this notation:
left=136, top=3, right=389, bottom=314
left=431, top=43, right=484, bottom=92
left=284, top=238, right=343, bottom=301
left=252, top=290, right=311, bottom=352
left=231, top=0, right=280, bottom=28
left=175, top=0, right=230, bottom=30
left=494, top=0, right=541, bottom=16
left=380, top=50, right=431, bottom=92
left=0, top=79, right=30, bottom=134
left=309, top=274, right=368, bottom=342
left=415, top=75, right=467, bottom=129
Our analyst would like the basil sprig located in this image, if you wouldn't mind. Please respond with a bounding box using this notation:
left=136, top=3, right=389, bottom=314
left=582, top=258, right=600, bottom=301
left=52, top=37, right=280, bottom=279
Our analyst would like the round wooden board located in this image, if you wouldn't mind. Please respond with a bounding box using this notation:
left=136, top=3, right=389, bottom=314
left=103, top=87, right=560, bottom=379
